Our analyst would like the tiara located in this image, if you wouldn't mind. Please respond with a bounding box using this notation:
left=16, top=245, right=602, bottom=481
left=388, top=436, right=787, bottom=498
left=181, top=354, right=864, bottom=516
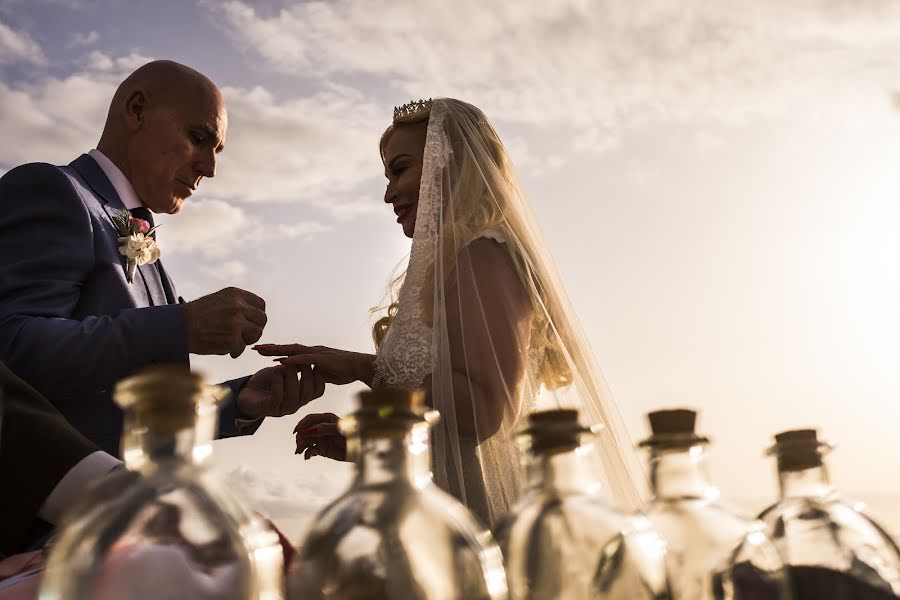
left=393, top=98, right=433, bottom=120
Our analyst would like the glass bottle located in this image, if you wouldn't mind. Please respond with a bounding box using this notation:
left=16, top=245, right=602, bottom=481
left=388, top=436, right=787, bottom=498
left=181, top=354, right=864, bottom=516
left=493, top=408, right=671, bottom=599
left=39, top=366, right=284, bottom=600
left=639, top=408, right=792, bottom=600
left=287, top=387, right=507, bottom=600
left=758, top=428, right=900, bottom=599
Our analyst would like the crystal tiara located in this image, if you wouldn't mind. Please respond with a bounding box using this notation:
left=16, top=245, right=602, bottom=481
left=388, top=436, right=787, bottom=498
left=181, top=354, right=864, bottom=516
left=393, top=98, right=433, bottom=120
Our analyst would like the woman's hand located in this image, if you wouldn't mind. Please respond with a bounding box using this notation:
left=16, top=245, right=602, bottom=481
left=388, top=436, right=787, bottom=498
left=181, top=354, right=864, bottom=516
left=254, top=344, right=376, bottom=387
left=294, top=413, right=348, bottom=461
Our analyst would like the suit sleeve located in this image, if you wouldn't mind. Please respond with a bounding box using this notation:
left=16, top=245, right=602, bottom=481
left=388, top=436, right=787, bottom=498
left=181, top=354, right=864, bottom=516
left=217, top=376, right=264, bottom=438
left=0, top=362, right=99, bottom=554
left=0, top=164, right=189, bottom=400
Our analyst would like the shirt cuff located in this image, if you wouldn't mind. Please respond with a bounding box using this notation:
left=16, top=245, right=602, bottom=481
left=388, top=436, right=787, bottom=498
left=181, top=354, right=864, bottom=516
left=211, top=381, right=262, bottom=432
left=38, top=451, right=122, bottom=525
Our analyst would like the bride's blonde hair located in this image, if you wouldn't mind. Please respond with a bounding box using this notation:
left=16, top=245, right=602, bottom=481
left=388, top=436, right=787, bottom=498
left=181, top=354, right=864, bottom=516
left=372, top=99, right=572, bottom=390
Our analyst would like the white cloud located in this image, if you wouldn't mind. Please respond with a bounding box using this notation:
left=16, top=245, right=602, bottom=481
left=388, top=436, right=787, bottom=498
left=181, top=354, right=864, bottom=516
left=276, top=222, right=331, bottom=240
left=0, top=53, right=386, bottom=217
left=157, top=197, right=331, bottom=264
left=157, top=198, right=257, bottom=260
left=85, top=50, right=113, bottom=71
left=210, top=259, right=247, bottom=281
left=0, top=21, right=45, bottom=65
left=326, top=196, right=386, bottom=221
left=0, top=74, right=116, bottom=167
left=202, top=83, right=386, bottom=210
left=69, top=30, right=98, bottom=47
left=210, top=0, right=900, bottom=129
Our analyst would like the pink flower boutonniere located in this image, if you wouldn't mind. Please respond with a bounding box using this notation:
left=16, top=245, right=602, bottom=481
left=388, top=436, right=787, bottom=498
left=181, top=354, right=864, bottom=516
left=112, top=209, right=161, bottom=283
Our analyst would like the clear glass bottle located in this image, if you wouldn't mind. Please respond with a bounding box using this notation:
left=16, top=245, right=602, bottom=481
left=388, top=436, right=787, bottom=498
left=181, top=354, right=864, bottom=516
left=288, top=387, right=507, bottom=600
left=39, top=366, right=284, bottom=600
left=493, top=408, right=671, bottom=600
left=640, top=408, right=792, bottom=600
left=759, top=428, right=900, bottom=599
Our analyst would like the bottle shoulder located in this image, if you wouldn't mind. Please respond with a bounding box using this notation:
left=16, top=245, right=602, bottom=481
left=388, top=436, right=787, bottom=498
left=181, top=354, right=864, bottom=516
left=302, top=482, right=493, bottom=548
left=496, top=492, right=633, bottom=542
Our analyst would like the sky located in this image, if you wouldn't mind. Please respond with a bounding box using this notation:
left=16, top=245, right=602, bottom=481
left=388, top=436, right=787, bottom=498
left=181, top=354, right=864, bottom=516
left=2, top=0, right=900, bottom=540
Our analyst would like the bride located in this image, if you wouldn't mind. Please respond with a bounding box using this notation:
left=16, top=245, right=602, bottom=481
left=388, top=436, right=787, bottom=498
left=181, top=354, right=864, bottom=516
left=255, top=98, right=646, bottom=526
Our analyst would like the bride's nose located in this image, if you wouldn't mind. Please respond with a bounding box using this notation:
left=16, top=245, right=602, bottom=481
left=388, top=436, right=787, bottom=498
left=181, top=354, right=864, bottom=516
left=384, top=183, right=398, bottom=204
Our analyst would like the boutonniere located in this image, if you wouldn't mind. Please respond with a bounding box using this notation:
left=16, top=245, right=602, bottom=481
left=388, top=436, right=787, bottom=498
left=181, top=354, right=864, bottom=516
left=112, top=209, right=161, bottom=283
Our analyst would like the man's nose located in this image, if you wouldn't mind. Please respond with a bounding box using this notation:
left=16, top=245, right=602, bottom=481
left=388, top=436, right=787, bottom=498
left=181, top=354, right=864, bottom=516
left=196, top=148, right=217, bottom=179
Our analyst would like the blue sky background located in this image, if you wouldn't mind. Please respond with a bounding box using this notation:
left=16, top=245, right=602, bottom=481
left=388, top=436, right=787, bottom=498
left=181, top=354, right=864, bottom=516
left=2, top=0, right=900, bottom=539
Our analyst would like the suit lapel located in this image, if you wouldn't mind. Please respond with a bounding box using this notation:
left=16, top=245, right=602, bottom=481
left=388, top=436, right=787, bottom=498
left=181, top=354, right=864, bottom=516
left=156, top=260, right=178, bottom=304
left=70, top=154, right=166, bottom=306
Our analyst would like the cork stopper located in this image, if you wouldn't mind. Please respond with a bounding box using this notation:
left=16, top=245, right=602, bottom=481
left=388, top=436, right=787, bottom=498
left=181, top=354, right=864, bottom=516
left=347, top=387, right=428, bottom=437
left=520, top=408, right=591, bottom=455
left=528, top=408, right=580, bottom=426
left=358, top=387, right=426, bottom=411
left=114, top=366, right=224, bottom=432
left=769, top=428, right=828, bottom=471
left=639, top=408, right=709, bottom=448
left=648, top=409, right=696, bottom=435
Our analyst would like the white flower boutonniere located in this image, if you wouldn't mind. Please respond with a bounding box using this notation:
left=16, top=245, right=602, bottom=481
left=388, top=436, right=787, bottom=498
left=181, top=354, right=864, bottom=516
left=112, top=209, right=161, bottom=283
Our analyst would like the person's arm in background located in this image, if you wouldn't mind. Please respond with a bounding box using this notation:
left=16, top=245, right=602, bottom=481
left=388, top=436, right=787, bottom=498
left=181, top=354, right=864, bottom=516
left=0, top=362, right=120, bottom=556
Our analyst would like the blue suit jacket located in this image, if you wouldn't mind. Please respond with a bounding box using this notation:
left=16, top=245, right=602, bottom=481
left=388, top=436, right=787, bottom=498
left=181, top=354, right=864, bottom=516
left=0, top=154, right=260, bottom=456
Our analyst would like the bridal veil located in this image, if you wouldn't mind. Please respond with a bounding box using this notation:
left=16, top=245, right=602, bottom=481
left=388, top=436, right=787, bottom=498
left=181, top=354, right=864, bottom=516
left=372, top=98, right=646, bottom=525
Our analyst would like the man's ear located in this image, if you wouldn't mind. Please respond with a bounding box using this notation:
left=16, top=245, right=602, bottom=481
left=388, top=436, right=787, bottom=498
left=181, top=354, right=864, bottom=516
left=124, top=88, right=148, bottom=132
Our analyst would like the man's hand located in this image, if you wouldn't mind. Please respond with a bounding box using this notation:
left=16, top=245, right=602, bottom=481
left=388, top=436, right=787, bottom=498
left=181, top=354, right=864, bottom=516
left=236, top=364, right=326, bottom=420
left=182, top=287, right=267, bottom=357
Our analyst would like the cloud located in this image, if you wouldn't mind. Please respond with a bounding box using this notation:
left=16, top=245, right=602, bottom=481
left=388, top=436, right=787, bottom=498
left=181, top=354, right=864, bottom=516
left=0, top=74, right=116, bottom=167
left=0, top=21, right=46, bottom=65
left=0, top=48, right=159, bottom=170
left=201, top=82, right=386, bottom=210
left=0, top=51, right=387, bottom=215
left=276, top=222, right=332, bottom=240
left=157, top=198, right=330, bottom=263
left=210, top=259, right=247, bottom=281
left=69, top=30, right=98, bottom=47
left=210, top=0, right=900, bottom=130
left=158, top=198, right=257, bottom=259
left=82, top=50, right=154, bottom=73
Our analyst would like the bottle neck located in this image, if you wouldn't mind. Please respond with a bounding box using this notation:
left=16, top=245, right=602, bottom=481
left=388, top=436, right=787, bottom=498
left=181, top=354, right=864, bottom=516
left=526, top=441, right=603, bottom=496
left=778, top=463, right=834, bottom=499
left=355, top=422, right=432, bottom=488
left=649, top=444, right=719, bottom=501
left=121, top=404, right=217, bottom=473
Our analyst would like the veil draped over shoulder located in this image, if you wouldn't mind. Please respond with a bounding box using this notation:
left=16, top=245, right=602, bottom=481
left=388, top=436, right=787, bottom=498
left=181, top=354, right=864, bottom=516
left=371, top=98, right=646, bottom=525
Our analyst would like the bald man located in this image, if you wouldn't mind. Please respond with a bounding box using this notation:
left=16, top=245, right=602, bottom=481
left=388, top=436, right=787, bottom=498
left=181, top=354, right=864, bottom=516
left=0, top=61, right=324, bottom=457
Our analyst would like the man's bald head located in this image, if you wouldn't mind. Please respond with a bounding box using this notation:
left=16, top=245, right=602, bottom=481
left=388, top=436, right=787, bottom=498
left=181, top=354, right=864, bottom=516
left=97, top=60, right=227, bottom=214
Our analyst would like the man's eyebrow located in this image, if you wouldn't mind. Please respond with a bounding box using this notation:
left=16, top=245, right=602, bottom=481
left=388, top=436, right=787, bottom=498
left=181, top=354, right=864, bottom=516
left=193, top=124, right=225, bottom=153
left=387, top=154, right=411, bottom=170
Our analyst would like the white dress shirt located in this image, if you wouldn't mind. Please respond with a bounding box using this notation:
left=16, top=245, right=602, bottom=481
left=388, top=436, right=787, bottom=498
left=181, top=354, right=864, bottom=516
left=88, top=148, right=143, bottom=210
left=39, top=451, right=122, bottom=525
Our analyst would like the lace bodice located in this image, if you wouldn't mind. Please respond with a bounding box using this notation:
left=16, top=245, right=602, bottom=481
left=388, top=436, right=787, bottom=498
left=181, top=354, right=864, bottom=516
left=372, top=227, right=508, bottom=389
